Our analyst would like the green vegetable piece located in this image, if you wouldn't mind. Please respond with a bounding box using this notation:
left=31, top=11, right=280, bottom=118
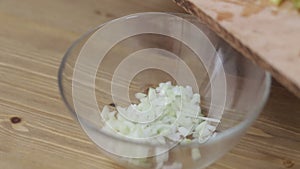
left=270, top=0, right=283, bottom=5
left=293, top=0, right=300, bottom=9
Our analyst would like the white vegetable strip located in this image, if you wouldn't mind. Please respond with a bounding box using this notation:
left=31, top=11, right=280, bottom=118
left=191, top=148, right=202, bottom=160
left=185, top=115, right=221, bottom=123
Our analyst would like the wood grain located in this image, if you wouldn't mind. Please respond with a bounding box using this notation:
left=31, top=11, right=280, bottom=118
left=173, top=0, right=300, bottom=97
left=0, top=0, right=299, bottom=169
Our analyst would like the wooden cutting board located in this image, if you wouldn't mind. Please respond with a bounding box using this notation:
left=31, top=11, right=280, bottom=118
left=174, top=0, right=300, bottom=97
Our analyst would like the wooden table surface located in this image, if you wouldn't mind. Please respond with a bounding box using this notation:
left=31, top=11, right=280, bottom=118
left=0, top=0, right=299, bottom=169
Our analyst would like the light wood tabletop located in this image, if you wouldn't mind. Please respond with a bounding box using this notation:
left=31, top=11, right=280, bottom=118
left=0, top=0, right=299, bottom=169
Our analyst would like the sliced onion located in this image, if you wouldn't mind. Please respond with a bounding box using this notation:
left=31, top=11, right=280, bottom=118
left=100, top=81, right=217, bottom=145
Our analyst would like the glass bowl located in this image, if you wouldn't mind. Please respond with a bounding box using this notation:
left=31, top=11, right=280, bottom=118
left=58, top=12, right=271, bottom=169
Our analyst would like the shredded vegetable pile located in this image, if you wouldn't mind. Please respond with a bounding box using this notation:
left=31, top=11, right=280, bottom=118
left=270, top=0, right=300, bottom=9
left=101, top=82, right=218, bottom=145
